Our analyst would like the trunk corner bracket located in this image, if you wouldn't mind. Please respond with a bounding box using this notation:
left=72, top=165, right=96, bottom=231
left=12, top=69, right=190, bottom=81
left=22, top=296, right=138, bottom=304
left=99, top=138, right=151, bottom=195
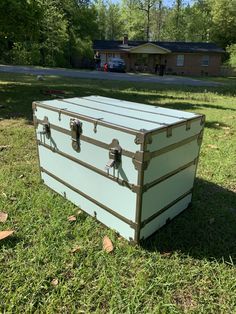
left=132, top=151, right=151, bottom=171
left=135, top=131, right=152, bottom=145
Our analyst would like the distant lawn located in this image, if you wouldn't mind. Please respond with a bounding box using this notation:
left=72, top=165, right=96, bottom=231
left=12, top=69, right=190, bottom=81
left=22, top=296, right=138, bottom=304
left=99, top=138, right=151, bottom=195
left=193, top=75, right=236, bottom=85
left=0, top=73, right=236, bottom=313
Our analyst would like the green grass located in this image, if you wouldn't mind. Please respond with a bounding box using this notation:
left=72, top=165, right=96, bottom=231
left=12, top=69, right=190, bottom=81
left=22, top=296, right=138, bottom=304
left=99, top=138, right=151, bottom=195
left=0, top=73, right=236, bottom=313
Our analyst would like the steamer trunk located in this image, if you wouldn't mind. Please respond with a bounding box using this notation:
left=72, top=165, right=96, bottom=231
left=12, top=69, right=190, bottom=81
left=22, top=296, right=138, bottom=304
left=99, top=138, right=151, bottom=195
left=33, top=96, right=205, bottom=243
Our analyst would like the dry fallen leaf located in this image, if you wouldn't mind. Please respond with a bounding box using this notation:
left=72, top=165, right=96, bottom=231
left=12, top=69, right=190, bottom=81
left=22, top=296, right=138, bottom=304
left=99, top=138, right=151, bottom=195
left=0, top=212, right=8, bottom=223
left=161, top=252, right=172, bottom=257
left=71, top=246, right=81, bottom=253
left=51, top=278, right=59, bottom=286
left=103, top=236, right=114, bottom=253
left=0, top=145, right=10, bottom=151
left=207, top=144, right=218, bottom=149
left=0, top=230, right=14, bottom=240
left=67, top=215, right=76, bottom=222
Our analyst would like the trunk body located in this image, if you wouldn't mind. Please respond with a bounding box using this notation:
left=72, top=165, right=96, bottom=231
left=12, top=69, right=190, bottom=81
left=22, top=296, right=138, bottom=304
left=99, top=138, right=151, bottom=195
left=33, top=96, right=205, bottom=243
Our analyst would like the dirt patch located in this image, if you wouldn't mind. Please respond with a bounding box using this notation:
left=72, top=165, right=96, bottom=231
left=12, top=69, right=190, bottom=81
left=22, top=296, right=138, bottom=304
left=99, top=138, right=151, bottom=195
left=173, top=290, right=197, bottom=312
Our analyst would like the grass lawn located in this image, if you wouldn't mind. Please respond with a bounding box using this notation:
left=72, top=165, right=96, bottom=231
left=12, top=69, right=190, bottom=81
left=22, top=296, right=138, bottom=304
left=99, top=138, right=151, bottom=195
left=0, top=73, right=236, bottom=313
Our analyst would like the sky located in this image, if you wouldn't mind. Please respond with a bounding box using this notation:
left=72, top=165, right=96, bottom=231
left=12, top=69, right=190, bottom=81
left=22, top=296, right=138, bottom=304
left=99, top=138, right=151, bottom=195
left=111, top=0, right=194, bottom=7
left=163, top=0, right=193, bottom=7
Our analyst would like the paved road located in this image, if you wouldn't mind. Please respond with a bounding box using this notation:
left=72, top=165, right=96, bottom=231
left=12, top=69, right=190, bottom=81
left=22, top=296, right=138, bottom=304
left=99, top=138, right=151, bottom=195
left=0, top=64, right=221, bottom=87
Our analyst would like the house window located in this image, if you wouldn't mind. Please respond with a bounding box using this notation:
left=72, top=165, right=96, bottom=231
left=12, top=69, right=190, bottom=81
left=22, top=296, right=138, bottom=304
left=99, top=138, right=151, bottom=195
left=201, top=55, right=209, bottom=66
left=176, top=55, right=184, bottom=66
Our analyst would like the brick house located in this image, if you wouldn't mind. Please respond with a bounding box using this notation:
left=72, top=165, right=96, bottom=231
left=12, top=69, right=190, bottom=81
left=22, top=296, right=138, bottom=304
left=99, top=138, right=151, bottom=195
left=93, top=36, right=224, bottom=76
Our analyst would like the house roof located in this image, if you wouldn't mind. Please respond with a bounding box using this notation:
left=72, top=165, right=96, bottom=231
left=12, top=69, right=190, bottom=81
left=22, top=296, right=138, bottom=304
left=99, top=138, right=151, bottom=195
left=93, top=40, right=224, bottom=54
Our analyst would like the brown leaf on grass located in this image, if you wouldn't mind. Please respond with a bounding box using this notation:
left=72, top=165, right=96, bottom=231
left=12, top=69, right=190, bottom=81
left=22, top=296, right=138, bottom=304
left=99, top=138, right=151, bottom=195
left=0, top=230, right=14, bottom=240
left=0, top=145, right=10, bottom=151
left=161, top=252, right=172, bottom=257
left=207, top=144, right=218, bottom=149
left=103, top=236, right=114, bottom=253
left=67, top=215, right=77, bottom=222
left=0, top=212, right=8, bottom=223
left=51, top=278, right=59, bottom=286
left=71, top=246, right=81, bottom=253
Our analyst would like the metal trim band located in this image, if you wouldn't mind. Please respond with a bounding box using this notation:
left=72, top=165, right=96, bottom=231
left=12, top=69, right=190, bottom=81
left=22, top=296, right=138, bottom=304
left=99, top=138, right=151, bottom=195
left=132, top=133, right=200, bottom=171
left=143, top=159, right=197, bottom=192
left=40, top=167, right=137, bottom=229
left=83, top=96, right=201, bottom=121
left=37, top=118, right=201, bottom=165
left=38, top=141, right=139, bottom=193
left=33, top=102, right=140, bottom=136
left=39, top=138, right=197, bottom=195
left=134, top=132, right=147, bottom=243
left=36, top=119, right=134, bottom=159
left=141, top=189, right=193, bottom=228
left=149, top=133, right=200, bottom=158
left=59, top=98, right=169, bottom=126
left=148, top=114, right=205, bottom=137
left=37, top=118, right=199, bottom=193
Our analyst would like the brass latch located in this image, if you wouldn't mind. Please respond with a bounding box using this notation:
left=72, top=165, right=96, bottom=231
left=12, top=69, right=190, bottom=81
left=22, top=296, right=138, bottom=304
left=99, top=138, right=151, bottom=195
left=70, top=119, right=83, bottom=152
left=105, top=139, right=122, bottom=171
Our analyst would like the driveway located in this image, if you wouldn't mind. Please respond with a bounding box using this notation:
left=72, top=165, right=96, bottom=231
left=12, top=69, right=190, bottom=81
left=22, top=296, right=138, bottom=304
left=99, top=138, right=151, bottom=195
left=0, top=64, right=221, bottom=87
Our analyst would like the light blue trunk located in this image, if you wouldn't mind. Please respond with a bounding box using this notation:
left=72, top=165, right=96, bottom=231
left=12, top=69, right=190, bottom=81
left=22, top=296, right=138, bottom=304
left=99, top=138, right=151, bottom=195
left=33, top=95, right=204, bottom=243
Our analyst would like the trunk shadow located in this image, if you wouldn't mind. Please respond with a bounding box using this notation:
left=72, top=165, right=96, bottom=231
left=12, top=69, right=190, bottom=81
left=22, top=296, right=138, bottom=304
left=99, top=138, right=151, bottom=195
left=141, top=178, right=236, bottom=264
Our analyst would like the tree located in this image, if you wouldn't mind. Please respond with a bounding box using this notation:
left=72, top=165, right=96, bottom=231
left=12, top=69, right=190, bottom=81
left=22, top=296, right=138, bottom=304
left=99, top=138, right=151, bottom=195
left=37, top=0, right=69, bottom=66
left=94, top=0, right=107, bottom=39
left=208, top=0, right=236, bottom=48
left=183, top=0, right=211, bottom=42
left=156, top=0, right=164, bottom=40
left=158, top=0, right=185, bottom=41
left=226, top=44, right=236, bottom=67
left=106, top=2, right=124, bottom=40
left=137, top=0, right=157, bottom=40
left=120, top=0, right=145, bottom=39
